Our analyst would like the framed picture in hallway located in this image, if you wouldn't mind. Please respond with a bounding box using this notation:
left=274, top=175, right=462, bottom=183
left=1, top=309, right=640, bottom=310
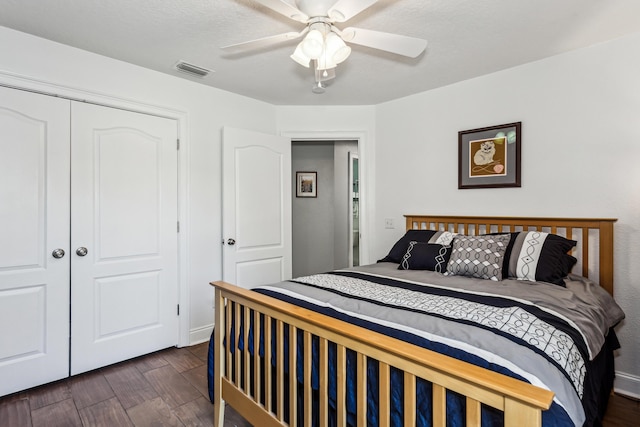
left=296, top=171, right=317, bottom=197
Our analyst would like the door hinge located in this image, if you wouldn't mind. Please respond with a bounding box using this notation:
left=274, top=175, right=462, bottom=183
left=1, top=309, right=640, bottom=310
left=177, top=221, right=180, bottom=232
left=177, top=139, right=180, bottom=150
left=177, top=304, right=180, bottom=316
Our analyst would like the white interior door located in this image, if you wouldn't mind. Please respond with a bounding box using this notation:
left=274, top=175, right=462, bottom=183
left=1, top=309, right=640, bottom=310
left=70, top=102, right=179, bottom=375
left=0, top=87, right=70, bottom=395
left=222, top=127, right=291, bottom=288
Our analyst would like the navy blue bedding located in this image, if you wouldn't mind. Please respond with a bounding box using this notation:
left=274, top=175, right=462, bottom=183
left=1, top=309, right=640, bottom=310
left=208, top=266, right=622, bottom=427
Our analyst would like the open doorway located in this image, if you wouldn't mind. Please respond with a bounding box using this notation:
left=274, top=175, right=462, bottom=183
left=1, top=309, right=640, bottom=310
left=291, top=140, right=359, bottom=277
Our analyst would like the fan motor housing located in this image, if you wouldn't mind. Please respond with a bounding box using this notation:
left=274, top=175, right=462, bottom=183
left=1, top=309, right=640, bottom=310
left=297, top=0, right=336, bottom=18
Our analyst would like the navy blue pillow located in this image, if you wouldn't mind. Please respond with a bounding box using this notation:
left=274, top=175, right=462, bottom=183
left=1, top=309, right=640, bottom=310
left=378, top=229, right=437, bottom=264
left=563, top=254, right=578, bottom=273
left=398, top=241, right=452, bottom=273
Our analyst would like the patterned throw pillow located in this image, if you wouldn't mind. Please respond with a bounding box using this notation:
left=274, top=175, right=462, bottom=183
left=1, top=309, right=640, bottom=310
left=428, top=231, right=458, bottom=246
left=378, top=229, right=437, bottom=263
left=508, top=231, right=577, bottom=286
left=446, top=234, right=511, bottom=281
left=485, top=231, right=578, bottom=286
left=398, top=241, right=452, bottom=272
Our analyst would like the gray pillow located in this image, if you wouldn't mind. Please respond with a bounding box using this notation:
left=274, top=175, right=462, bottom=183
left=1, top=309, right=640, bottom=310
left=446, top=234, right=511, bottom=281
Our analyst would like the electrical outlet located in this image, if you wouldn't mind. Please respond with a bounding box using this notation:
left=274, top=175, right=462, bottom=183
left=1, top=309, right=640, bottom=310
left=384, top=218, right=395, bottom=229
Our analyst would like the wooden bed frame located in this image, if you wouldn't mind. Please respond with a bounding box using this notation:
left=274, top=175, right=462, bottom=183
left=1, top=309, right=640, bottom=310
left=211, top=215, right=616, bottom=427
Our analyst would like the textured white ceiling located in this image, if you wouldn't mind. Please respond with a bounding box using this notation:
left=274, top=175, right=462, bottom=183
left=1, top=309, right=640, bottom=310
left=1, top=0, right=639, bottom=105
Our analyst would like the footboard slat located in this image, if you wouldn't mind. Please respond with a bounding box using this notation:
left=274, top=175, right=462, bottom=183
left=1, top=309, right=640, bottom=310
left=253, top=309, right=261, bottom=404
left=264, top=313, right=272, bottom=412
left=225, top=300, right=232, bottom=379
left=276, top=319, right=284, bottom=421
left=356, top=353, right=367, bottom=426
left=211, top=281, right=554, bottom=427
left=379, top=362, right=390, bottom=427
left=243, top=307, right=250, bottom=394
left=336, top=344, right=347, bottom=427
left=404, top=372, right=416, bottom=426
left=466, top=396, right=481, bottom=427
left=234, top=303, right=241, bottom=387
left=303, top=331, right=312, bottom=427
left=288, top=324, right=297, bottom=425
left=319, top=337, right=329, bottom=427
left=433, top=383, right=446, bottom=427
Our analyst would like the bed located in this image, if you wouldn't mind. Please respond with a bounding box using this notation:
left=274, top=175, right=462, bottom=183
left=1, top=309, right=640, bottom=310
left=208, top=215, right=624, bottom=427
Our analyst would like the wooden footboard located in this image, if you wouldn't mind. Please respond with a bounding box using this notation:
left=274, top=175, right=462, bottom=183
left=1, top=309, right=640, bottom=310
left=211, top=281, right=554, bottom=427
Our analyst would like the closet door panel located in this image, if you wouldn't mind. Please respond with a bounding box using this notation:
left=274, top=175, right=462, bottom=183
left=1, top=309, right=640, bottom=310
left=95, top=129, right=161, bottom=259
left=0, top=86, right=70, bottom=396
left=70, top=102, right=178, bottom=375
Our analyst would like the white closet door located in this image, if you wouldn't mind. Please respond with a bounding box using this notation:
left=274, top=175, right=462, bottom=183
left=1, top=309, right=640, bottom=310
left=0, top=87, right=70, bottom=395
left=70, top=102, right=179, bottom=375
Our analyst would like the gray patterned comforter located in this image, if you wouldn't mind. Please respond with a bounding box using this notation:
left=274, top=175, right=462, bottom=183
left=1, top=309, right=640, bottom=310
left=254, top=262, right=624, bottom=427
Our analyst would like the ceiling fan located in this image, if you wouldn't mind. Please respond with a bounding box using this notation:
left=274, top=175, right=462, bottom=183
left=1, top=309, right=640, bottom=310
left=221, top=0, right=428, bottom=93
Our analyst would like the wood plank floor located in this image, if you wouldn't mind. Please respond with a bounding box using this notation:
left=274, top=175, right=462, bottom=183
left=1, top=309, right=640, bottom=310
left=0, top=342, right=637, bottom=426
left=0, top=343, right=251, bottom=427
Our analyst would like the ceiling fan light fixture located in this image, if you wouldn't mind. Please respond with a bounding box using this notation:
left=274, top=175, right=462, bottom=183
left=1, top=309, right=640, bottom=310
left=290, top=42, right=311, bottom=67
left=316, top=43, right=337, bottom=71
left=301, top=29, right=323, bottom=59
left=325, top=32, right=351, bottom=64
left=223, top=0, right=429, bottom=93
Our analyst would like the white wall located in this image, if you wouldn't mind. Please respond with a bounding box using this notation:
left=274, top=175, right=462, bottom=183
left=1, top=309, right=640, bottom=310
left=0, top=26, right=277, bottom=345
left=373, top=32, right=640, bottom=396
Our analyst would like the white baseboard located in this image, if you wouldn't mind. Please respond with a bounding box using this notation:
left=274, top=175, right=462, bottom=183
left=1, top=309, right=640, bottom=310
left=188, top=324, right=214, bottom=346
left=614, top=370, right=640, bottom=399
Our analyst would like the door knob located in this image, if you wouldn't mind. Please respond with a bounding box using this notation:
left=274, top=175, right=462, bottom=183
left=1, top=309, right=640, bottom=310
left=76, top=247, right=88, bottom=256
left=227, top=238, right=236, bottom=246
left=52, top=248, right=65, bottom=259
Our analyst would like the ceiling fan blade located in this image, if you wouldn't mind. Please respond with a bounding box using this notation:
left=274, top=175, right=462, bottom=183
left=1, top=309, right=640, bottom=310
left=341, top=27, right=427, bottom=58
left=328, top=0, right=378, bottom=22
left=252, top=0, right=309, bottom=23
left=221, top=31, right=303, bottom=54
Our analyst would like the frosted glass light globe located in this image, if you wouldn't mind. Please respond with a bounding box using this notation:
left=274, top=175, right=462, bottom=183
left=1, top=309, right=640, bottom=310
left=301, top=29, right=323, bottom=59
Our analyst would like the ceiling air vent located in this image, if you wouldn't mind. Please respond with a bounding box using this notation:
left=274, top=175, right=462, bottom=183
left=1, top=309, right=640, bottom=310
left=174, top=60, right=212, bottom=78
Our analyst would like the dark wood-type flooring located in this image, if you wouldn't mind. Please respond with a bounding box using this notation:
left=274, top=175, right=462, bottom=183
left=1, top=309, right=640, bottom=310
left=0, top=342, right=251, bottom=427
left=0, top=342, right=637, bottom=426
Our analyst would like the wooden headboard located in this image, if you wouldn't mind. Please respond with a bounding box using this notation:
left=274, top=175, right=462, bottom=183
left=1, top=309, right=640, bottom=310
left=405, top=215, right=617, bottom=295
